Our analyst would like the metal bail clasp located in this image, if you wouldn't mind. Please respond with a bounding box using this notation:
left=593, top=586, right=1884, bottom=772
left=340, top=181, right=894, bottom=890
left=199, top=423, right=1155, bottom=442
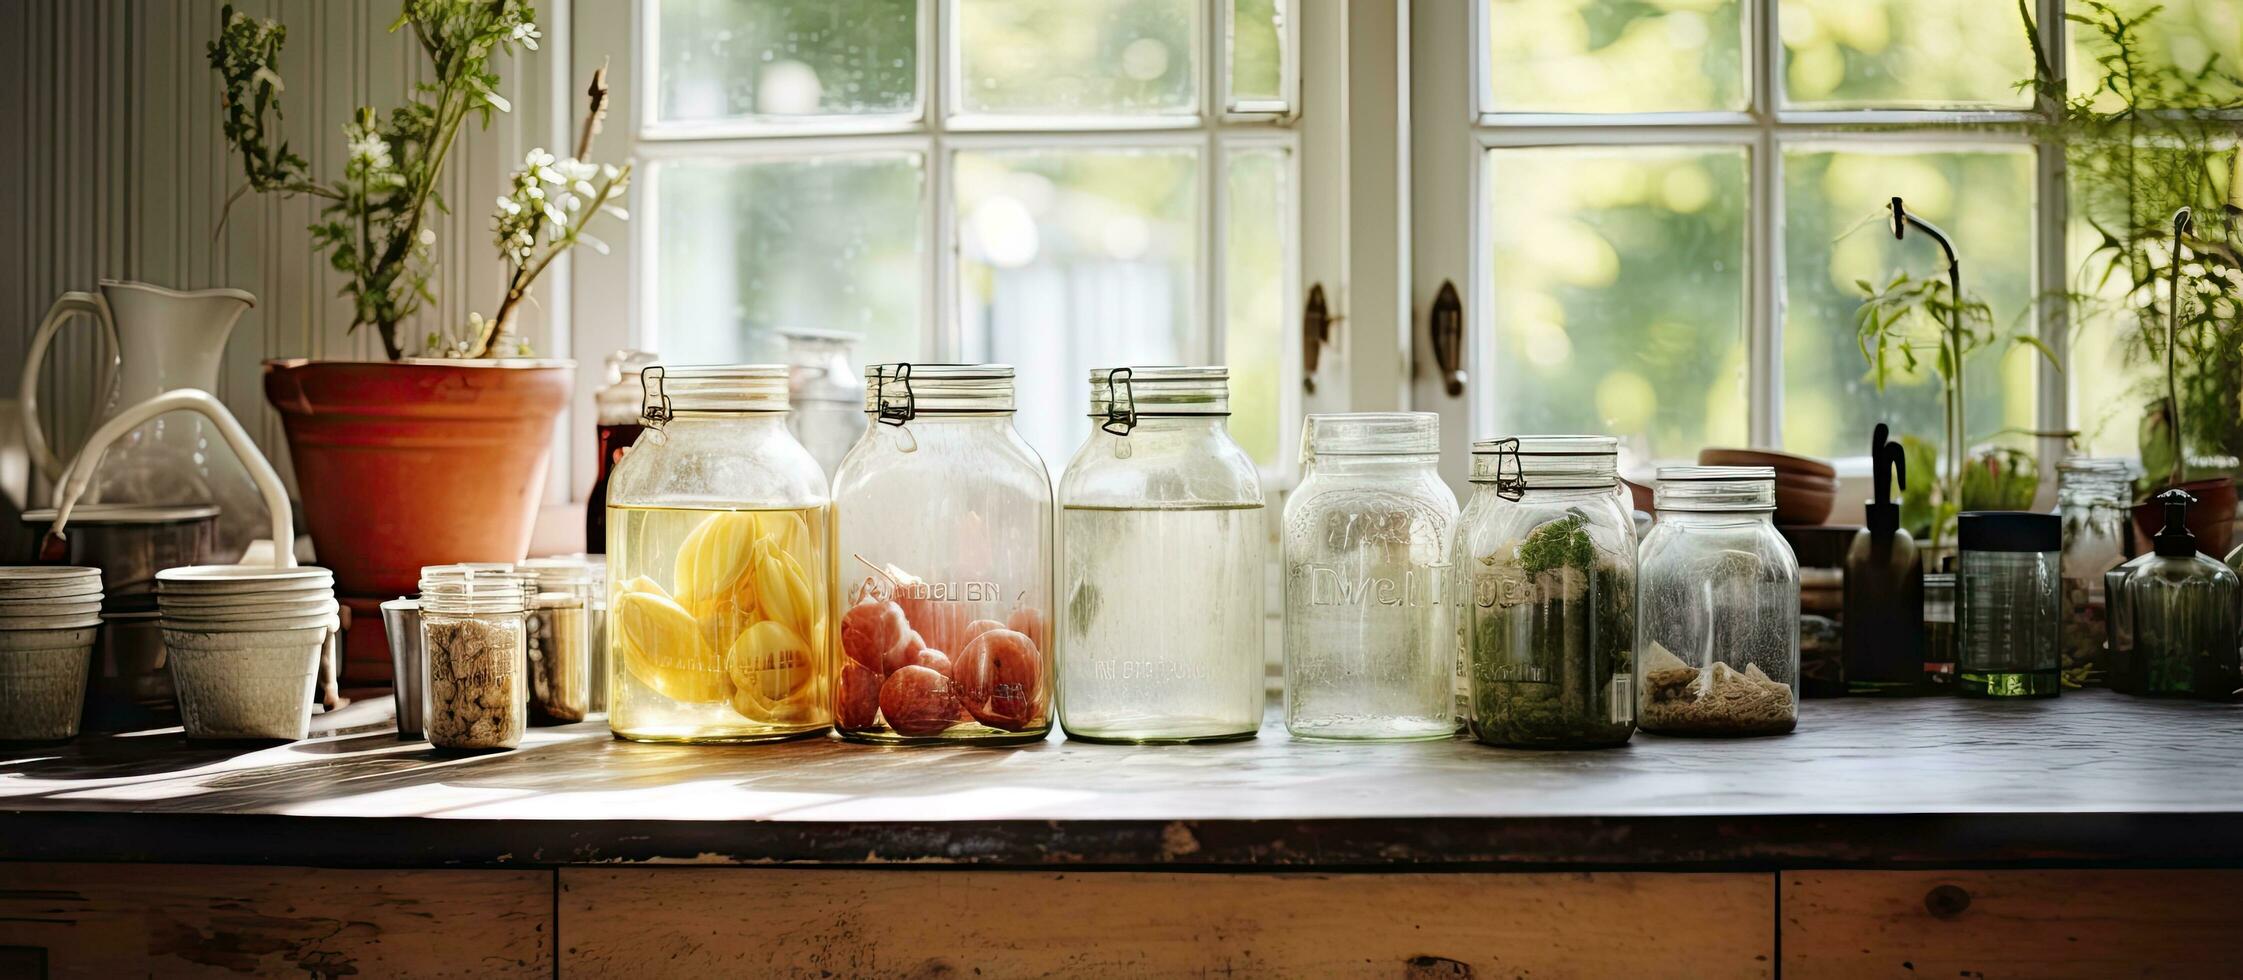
left=875, top=363, right=916, bottom=427
left=1493, top=437, right=1526, bottom=501
left=1101, top=367, right=1138, bottom=436
left=640, top=365, right=673, bottom=427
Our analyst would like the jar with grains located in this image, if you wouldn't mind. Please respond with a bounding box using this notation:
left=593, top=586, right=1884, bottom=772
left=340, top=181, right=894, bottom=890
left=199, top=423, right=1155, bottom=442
left=419, top=564, right=528, bottom=751
left=1058, top=367, right=1266, bottom=743
left=604, top=365, right=834, bottom=743
left=1282, top=412, right=1458, bottom=741
left=1454, top=436, right=1636, bottom=748
left=1635, top=466, right=1799, bottom=736
left=833, top=364, right=1054, bottom=744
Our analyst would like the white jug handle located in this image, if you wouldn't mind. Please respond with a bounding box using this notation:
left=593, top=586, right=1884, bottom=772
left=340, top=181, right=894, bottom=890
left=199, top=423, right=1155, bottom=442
left=47, top=388, right=296, bottom=569
left=19, top=291, right=120, bottom=483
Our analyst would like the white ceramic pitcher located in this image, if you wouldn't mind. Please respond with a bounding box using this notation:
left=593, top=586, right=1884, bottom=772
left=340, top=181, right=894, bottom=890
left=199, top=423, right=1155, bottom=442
left=20, top=280, right=268, bottom=560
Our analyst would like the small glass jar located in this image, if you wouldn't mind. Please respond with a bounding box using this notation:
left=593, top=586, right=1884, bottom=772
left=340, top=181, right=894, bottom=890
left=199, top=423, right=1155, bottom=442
left=833, top=364, right=1054, bottom=744
left=2056, top=457, right=2134, bottom=684
left=1923, top=571, right=1957, bottom=690
left=1636, top=466, right=1799, bottom=736
left=2121, top=490, right=2241, bottom=699
left=1956, top=511, right=2062, bottom=698
left=419, top=564, right=528, bottom=751
left=1454, top=436, right=1636, bottom=748
left=586, top=350, right=658, bottom=554
left=1058, top=367, right=1265, bottom=743
left=1282, top=412, right=1458, bottom=741
left=604, top=365, right=834, bottom=743
left=780, top=329, right=869, bottom=478
left=517, top=555, right=604, bottom=724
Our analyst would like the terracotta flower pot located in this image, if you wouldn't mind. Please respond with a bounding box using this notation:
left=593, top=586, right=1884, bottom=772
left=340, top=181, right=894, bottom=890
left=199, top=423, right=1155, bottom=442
left=2131, top=475, right=2238, bottom=558
left=264, top=359, right=572, bottom=683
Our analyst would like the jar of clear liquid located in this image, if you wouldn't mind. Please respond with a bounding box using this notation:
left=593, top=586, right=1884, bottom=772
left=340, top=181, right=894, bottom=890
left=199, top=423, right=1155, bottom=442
left=1057, top=367, right=1265, bottom=743
left=2056, top=456, right=2133, bottom=684
left=1956, top=511, right=2062, bottom=698
left=833, top=364, right=1054, bottom=744
left=1636, top=467, right=1799, bottom=736
left=603, top=365, right=834, bottom=743
left=1282, top=413, right=1458, bottom=741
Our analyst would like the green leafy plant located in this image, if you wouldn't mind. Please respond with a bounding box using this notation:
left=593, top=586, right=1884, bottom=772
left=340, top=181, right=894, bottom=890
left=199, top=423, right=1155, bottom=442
left=210, top=1, right=623, bottom=361
left=2019, top=0, right=2243, bottom=488
left=1855, top=267, right=2054, bottom=548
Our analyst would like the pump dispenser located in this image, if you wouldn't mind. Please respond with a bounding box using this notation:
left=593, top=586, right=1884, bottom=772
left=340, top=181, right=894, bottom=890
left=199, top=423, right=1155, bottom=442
left=2117, top=489, right=2241, bottom=698
left=1844, top=423, right=1925, bottom=695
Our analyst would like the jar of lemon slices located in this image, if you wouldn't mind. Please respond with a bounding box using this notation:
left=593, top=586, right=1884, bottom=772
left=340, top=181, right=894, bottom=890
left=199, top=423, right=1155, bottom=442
left=603, top=365, right=833, bottom=743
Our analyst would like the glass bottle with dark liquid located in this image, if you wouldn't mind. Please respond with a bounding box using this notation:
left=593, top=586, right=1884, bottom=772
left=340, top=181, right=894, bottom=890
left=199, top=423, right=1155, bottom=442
left=586, top=350, right=658, bottom=553
left=1843, top=423, right=1924, bottom=695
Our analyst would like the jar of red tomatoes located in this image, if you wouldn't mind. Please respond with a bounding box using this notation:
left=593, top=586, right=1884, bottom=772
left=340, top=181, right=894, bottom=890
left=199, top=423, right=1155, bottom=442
left=833, top=364, right=1054, bottom=744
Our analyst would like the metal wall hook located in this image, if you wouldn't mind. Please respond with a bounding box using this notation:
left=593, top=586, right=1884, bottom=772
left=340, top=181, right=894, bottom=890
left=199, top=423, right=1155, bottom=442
left=1101, top=367, right=1138, bottom=436
left=874, top=362, right=916, bottom=426
left=640, top=364, right=672, bottom=427
left=1430, top=279, right=1466, bottom=397
left=1303, top=283, right=1339, bottom=394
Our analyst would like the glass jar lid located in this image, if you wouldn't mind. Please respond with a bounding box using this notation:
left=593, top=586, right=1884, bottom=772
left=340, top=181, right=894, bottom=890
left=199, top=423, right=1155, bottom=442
left=642, top=364, right=789, bottom=421
left=1654, top=465, right=1775, bottom=512
left=1088, top=366, right=1228, bottom=435
left=863, top=363, right=1014, bottom=421
left=418, top=563, right=527, bottom=613
left=1302, top=412, right=1438, bottom=457
left=1957, top=511, right=2060, bottom=553
left=516, top=555, right=603, bottom=590
left=1470, top=435, right=1618, bottom=493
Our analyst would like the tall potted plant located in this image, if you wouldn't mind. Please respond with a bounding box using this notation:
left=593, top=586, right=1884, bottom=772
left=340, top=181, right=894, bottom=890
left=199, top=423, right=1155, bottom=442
left=211, top=2, right=630, bottom=678
left=2019, top=0, right=2243, bottom=554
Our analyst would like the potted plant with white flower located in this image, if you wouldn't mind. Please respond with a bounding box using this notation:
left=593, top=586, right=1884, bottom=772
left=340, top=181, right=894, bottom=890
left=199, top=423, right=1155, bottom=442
left=210, top=1, right=629, bottom=680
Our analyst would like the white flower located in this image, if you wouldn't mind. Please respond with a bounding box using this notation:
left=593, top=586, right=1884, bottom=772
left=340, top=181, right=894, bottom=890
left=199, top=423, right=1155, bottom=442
left=511, top=22, right=541, bottom=50
left=251, top=67, right=285, bottom=93
left=419, top=228, right=436, bottom=246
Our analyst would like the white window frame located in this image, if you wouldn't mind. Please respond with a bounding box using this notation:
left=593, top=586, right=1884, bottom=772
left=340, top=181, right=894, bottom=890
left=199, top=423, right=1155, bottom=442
left=567, top=0, right=1355, bottom=501
left=1411, top=0, right=2076, bottom=493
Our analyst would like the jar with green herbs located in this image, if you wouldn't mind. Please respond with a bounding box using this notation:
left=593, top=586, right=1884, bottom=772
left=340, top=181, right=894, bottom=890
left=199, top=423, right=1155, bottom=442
left=1454, top=436, right=1636, bottom=748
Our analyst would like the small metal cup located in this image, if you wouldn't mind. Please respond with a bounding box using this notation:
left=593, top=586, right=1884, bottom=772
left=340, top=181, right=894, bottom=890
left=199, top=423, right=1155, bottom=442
left=380, top=598, right=424, bottom=740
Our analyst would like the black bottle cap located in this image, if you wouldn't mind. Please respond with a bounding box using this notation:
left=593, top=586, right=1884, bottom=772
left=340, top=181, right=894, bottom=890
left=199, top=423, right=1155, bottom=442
left=1956, top=511, right=2060, bottom=553
left=1865, top=422, right=1904, bottom=535
left=2153, top=488, right=2198, bottom=558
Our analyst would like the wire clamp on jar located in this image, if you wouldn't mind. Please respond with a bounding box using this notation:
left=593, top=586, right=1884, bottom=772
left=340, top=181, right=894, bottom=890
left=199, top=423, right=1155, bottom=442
left=874, top=362, right=916, bottom=427
left=1100, top=367, right=1139, bottom=436
left=1490, top=437, right=1527, bottom=501
left=639, top=364, right=673, bottom=428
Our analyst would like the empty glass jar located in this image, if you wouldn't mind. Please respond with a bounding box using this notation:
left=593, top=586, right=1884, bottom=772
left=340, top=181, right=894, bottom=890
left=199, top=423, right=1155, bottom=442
left=833, top=364, right=1054, bottom=744
left=1454, top=436, right=1636, bottom=748
left=1058, top=367, right=1265, bottom=743
left=2056, top=457, right=2133, bottom=684
left=604, top=365, right=834, bottom=743
left=1956, top=511, right=2062, bottom=698
left=1636, top=466, right=1799, bottom=736
left=1282, top=413, right=1457, bottom=741
left=517, top=555, right=603, bottom=724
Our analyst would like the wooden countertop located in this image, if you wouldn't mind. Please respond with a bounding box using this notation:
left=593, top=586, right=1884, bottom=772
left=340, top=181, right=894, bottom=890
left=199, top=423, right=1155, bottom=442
left=3, top=691, right=2239, bottom=870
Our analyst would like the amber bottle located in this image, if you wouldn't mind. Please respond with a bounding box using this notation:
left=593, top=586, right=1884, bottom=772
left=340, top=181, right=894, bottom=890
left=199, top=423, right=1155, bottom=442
left=1844, top=423, right=1924, bottom=695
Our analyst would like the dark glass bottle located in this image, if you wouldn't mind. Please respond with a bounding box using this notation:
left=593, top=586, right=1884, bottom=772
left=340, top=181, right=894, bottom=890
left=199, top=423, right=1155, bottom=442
left=1844, top=424, right=1924, bottom=695
left=2120, top=489, right=2241, bottom=700
left=585, top=350, right=657, bottom=554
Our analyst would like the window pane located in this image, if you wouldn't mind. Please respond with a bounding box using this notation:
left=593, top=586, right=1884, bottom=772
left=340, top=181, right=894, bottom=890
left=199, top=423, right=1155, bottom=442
left=2066, top=143, right=2243, bottom=464
left=1485, top=147, right=1749, bottom=462
left=1780, top=146, right=2039, bottom=462
left=1486, top=0, right=1748, bottom=114
left=954, top=0, right=1198, bottom=118
left=1224, top=145, right=1288, bottom=467
left=653, top=0, right=918, bottom=123
left=1779, top=0, right=2034, bottom=108
left=1229, top=0, right=1287, bottom=110
left=653, top=155, right=924, bottom=365
left=2068, top=0, right=2243, bottom=108
left=955, top=147, right=1200, bottom=465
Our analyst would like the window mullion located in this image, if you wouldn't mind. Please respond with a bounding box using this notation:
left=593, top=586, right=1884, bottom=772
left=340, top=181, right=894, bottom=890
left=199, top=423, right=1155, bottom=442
left=929, top=0, right=955, bottom=361
left=1749, top=0, right=1781, bottom=448
left=2034, top=0, right=2070, bottom=478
